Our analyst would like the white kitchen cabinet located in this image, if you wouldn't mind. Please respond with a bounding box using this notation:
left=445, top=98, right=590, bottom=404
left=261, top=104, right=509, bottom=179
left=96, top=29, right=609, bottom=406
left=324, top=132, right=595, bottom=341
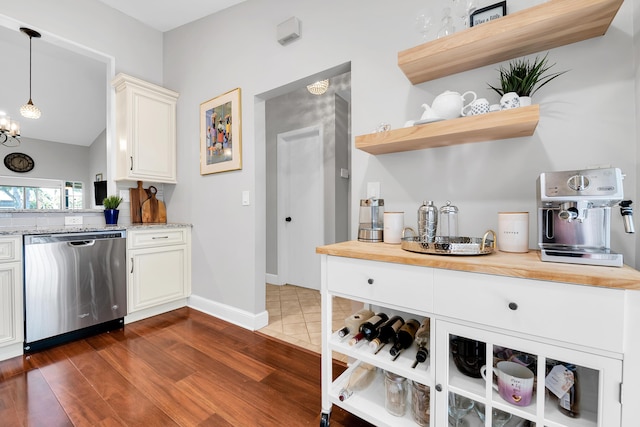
left=320, top=253, right=628, bottom=427
left=0, top=236, right=23, bottom=361
left=112, top=73, right=179, bottom=183
left=126, top=227, right=191, bottom=323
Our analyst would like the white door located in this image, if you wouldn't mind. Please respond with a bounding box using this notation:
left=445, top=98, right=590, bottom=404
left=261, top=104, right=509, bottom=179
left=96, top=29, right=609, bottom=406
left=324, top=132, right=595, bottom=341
left=277, top=125, right=324, bottom=290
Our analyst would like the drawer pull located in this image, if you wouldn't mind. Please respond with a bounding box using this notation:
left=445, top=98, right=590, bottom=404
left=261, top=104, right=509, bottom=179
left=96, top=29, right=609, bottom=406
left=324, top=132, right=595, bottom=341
left=508, top=302, right=518, bottom=311
left=435, top=384, right=442, bottom=392
left=367, top=278, right=374, bottom=285
left=152, top=236, right=170, bottom=240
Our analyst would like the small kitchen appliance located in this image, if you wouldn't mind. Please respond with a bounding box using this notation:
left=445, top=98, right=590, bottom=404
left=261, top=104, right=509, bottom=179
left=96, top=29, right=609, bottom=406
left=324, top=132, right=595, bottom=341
left=537, top=167, right=634, bottom=267
left=358, top=198, right=384, bottom=242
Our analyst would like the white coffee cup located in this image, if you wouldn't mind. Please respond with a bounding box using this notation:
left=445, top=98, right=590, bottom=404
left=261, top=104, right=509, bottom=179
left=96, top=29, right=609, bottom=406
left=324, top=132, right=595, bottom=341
left=498, top=212, right=529, bottom=253
left=462, top=98, right=490, bottom=116
left=500, top=92, right=521, bottom=110
left=383, top=212, right=404, bottom=244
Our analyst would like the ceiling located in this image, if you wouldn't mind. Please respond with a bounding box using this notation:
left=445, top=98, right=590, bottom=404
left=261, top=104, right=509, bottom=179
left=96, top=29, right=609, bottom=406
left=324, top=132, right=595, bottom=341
left=0, top=1, right=247, bottom=148
left=97, top=0, right=248, bottom=32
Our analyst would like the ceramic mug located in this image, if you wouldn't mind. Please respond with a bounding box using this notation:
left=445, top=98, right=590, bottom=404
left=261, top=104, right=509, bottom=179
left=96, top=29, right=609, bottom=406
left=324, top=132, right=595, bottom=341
left=481, top=361, right=534, bottom=406
left=500, top=92, right=521, bottom=110
left=462, top=98, right=490, bottom=116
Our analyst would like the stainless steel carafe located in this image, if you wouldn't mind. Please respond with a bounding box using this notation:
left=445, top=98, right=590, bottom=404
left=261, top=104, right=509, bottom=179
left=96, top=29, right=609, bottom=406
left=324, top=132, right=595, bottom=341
left=418, top=200, right=438, bottom=243
left=358, top=198, right=385, bottom=242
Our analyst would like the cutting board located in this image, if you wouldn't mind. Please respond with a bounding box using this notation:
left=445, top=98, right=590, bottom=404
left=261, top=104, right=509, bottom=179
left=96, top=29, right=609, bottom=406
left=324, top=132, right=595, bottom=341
left=141, top=186, right=167, bottom=224
left=129, top=181, right=150, bottom=224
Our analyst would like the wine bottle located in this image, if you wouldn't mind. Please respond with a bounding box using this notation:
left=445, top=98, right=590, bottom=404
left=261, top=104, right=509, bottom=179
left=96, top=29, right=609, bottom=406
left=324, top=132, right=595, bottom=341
left=369, top=316, right=404, bottom=353
left=389, top=319, right=420, bottom=358
left=338, top=362, right=377, bottom=401
left=558, top=364, right=580, bottom=418
left=349, top=312, right=389, bottom=346
left=412, top=318, right=431, bottom=368
left=337, top=308, right=374, bottom=338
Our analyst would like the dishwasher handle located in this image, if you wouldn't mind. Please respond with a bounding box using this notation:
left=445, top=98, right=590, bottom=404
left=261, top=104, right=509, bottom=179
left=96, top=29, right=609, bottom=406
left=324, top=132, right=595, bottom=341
left=67, top=240, right=96, bottom=247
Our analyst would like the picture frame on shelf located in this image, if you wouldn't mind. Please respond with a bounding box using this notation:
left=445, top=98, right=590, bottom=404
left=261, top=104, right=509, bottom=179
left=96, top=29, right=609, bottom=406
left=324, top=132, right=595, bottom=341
left=200, top=88, right=242, bottom=175
left=470, top=1, right=507, bottom=27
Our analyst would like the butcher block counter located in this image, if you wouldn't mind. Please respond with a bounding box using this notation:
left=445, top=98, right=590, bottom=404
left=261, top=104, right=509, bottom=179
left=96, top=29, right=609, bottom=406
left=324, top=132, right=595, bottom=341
left=316, top=240, right=640, bottom=290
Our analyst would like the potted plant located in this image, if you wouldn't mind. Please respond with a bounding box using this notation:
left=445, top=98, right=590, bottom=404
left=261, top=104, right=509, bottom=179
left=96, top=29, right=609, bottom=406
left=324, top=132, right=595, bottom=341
left=488, top=53, right=568, bottom=106
left=103, top=195, right=123, bottom=225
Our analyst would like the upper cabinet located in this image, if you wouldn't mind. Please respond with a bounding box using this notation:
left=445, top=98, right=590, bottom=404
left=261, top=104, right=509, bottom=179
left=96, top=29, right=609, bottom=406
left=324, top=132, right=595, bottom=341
left=112, top=74, right=179, bottom=183
left=398, top=0, right=624, bottom=84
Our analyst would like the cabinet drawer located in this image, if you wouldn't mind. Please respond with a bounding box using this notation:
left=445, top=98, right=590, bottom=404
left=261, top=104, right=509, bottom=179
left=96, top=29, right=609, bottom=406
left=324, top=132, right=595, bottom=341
left=0, top=237, right=21, bottom=263
left=326, top=256, right=433, bottom=313
left=433, top=269, right=625, bottom=353
left=128, top=228, right=187, bottom=249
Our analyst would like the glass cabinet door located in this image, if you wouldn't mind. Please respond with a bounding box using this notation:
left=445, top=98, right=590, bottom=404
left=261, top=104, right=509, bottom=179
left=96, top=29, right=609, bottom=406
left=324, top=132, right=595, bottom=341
left=435, top=321, right=621, bottom=427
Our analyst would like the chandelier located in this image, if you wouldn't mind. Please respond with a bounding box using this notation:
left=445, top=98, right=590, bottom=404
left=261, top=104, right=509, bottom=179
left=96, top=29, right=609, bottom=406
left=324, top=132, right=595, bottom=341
left=307, top=79, right=329, bottom=95
left=0, top=115, right=21, bottom=147
left=20, top=27, right=42, bottom=120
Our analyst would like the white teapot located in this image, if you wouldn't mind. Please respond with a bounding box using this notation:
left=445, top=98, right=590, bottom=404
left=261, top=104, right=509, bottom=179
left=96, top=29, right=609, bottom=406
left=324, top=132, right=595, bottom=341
left=422, top=90, right=477, bottom=120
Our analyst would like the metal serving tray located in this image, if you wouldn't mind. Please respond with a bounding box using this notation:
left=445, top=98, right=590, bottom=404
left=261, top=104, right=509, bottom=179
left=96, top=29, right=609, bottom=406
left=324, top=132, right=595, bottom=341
left=401, top=230, right=496, bottom=256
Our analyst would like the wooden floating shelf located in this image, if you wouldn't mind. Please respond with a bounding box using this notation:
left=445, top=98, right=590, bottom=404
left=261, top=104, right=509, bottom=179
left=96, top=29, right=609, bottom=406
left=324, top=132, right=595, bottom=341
left=398, top=0, right=623, bottom=84
left=355, top=105, right=539, bottom=155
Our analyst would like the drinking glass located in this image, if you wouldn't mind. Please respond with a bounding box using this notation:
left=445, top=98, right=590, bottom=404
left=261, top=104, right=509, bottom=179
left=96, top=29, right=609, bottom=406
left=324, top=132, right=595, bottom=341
left=415, top=10, right=433, bottom=42
left=437, top=7, right=455, bottom=39
left=474, top=402, right=513, bottom=427
left=452, top=0, right=478, bottom=30
left=448, top=392, right=474, bottom=426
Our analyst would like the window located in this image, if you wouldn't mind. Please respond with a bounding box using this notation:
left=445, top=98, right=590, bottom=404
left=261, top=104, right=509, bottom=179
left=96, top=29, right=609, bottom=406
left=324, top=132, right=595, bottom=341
left=0, top=177, right=83, bottom=210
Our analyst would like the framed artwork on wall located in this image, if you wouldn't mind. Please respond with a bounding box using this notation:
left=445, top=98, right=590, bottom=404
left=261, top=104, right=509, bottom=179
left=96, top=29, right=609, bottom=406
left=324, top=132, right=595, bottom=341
left=200, top=88, right=242, bottom=175
left=470, top=1, right=507, bottom=27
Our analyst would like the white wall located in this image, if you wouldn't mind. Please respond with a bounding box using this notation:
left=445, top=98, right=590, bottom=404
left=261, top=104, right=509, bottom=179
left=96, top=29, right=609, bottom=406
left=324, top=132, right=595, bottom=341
left=3, top=136, right=89, bottom=182
left=163, top=0, right=638, bottom=325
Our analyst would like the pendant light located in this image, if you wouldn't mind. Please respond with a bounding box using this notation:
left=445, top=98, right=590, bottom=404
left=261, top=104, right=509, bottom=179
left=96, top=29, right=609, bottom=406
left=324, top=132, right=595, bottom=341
left=19, top=27, right=42, bottom=120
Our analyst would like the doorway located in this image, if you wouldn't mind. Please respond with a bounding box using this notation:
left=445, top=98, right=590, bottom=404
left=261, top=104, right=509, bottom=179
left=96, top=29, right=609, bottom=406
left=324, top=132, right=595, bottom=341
left=277, top=125, right=324, bottom=290
left=260, top=70, right=351, bottom=350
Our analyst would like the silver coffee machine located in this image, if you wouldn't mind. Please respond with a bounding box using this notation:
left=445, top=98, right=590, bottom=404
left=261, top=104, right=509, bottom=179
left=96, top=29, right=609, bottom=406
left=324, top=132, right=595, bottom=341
left=537, top=167, right=634, bottom=267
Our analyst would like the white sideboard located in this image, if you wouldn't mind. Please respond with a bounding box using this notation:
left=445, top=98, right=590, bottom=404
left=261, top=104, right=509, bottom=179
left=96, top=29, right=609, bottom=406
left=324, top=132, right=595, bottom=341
left=318, top=242, right=640, bottom=427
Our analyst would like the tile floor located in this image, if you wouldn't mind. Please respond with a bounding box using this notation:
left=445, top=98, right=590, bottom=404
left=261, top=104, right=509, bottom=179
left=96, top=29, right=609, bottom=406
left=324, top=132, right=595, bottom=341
left=259, top=283, right=361, bottom=361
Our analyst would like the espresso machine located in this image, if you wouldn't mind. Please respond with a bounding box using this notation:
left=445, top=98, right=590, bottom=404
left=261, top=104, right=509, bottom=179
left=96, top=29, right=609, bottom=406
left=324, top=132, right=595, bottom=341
left=537, top=167, right=634, bottom=267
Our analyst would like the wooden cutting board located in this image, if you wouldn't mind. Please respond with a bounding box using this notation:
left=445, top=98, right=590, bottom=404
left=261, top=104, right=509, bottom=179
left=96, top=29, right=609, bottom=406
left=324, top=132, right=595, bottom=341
left=129, top=181, right=150, bottom=224
left=141, top=186, right=167, bottom=223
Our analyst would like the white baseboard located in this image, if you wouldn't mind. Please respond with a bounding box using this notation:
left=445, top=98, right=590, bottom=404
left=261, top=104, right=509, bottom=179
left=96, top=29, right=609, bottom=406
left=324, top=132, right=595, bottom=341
left=265, top=273, right=282, bottom=285
left=124, top=298, right=188, bottom=324
left=188, top=294, right=269, bottom=331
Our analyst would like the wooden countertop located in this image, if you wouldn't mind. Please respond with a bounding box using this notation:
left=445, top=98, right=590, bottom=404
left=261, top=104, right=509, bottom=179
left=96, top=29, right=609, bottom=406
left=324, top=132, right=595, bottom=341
left=317, top=241, right=640, bottom=291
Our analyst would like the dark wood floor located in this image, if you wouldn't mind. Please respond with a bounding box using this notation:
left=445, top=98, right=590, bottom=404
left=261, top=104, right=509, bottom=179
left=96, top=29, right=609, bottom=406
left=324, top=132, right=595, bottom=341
left=0, top=307, right=373, bottom=426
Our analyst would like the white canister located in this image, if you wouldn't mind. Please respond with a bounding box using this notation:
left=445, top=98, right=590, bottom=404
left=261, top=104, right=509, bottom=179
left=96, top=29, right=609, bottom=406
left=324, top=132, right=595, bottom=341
left=383, top=212, right=404, bottom=244
left=498, top=212, right=529, bottom=253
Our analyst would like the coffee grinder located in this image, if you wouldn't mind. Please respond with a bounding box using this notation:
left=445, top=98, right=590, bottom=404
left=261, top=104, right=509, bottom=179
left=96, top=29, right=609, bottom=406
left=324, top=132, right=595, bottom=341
left=358, top=198, right=384, bottom=242
left=537, top=167, right=634, bottom=267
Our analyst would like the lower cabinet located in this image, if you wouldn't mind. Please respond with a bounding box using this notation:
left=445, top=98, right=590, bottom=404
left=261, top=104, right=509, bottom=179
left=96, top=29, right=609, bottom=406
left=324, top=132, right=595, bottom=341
left=320, top=254, right=627, bottom=427
left=127, top=227, right=191, bottom=322
left=0, top=236, right=23, bottom=361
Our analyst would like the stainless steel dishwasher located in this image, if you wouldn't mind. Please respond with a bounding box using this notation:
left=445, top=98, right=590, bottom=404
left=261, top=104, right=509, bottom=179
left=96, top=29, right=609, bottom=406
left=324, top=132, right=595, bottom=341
left=24, top=230, right=127, bottom=352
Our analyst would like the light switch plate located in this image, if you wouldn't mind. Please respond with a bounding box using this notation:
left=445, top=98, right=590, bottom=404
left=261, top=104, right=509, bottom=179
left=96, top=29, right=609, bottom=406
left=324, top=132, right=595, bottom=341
left=242, top=190, right=250, bottom=206
left=367, top=182, right=380, bottom=198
